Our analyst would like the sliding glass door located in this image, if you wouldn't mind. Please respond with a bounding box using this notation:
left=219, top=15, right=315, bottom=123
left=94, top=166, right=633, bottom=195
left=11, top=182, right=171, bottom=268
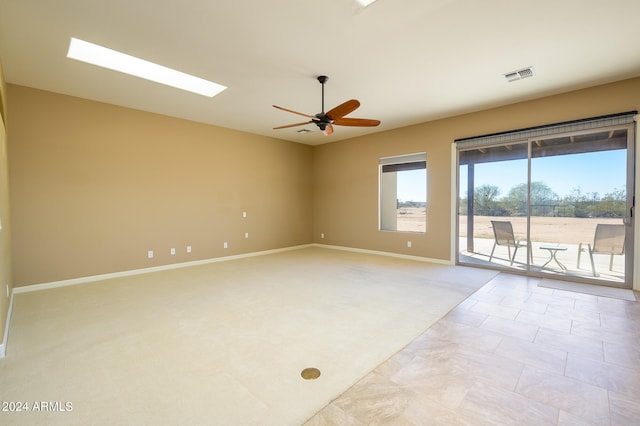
left=458, top=142, right=529, bottom=266
left=457, top=116, right=635, bottom=288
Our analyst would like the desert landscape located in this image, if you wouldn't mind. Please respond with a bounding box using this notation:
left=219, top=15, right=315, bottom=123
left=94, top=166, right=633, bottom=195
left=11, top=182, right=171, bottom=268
left=396, top=207, right=426, bottom=232
left=459, top=215, right=624, bottom=244
left=396, top=208, right=624, bottom=244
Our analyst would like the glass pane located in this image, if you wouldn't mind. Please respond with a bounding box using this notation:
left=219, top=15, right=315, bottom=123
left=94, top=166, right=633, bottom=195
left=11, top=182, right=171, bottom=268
left=458, top=142, right=530, bottom=270
left=380, top=162, right=426, bottom=233
left=529, top=129, right=627, bottom=284
left=397, top=168, right=426, bottom=232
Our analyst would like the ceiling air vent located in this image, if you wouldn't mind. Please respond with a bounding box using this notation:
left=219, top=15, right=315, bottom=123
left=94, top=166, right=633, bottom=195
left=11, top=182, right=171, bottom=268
left=504, top=67, right=535, bottom=82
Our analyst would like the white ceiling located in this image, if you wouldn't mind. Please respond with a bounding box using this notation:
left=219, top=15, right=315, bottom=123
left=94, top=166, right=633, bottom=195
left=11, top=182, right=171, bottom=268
left=1, top=0, right=640, bottom=145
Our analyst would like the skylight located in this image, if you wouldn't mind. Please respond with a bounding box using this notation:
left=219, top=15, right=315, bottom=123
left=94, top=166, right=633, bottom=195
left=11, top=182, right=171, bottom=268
left=356, top=0, right=378, bottom=7
left=66, top=38, right=226, bottom=98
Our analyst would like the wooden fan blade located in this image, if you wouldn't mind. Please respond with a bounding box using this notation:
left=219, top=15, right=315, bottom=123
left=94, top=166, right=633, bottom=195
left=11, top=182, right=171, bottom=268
left=322, top=124, right=334, bottom=136
left=273, top=121, right=312, bottom=130
left=325, top=99, right=360, bottom=120
left=273, top=105, right=316, bottom=119
left=332, top=117, right=381, bottom=127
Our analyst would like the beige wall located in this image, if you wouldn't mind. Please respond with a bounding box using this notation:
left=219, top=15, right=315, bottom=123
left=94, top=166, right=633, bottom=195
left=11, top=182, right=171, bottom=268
left=6, top=77, right=640, bottom=293
left=0, top=60, right=12, bottom=351
left=8, top=85, right=313, bottom=286
left=313, top=78, right=640, bottom=267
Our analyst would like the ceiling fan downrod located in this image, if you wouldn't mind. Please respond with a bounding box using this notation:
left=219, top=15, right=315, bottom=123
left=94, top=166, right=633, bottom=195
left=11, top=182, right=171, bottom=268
left=317, top=75, right=328, bottom=114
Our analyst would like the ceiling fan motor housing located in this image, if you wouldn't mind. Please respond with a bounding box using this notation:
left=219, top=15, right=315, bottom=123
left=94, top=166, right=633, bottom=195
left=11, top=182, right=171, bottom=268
left=313, top=111, right=334, bottom=131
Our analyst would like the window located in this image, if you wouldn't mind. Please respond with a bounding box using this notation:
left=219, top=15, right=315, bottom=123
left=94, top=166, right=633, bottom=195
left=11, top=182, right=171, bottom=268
left=379, top=153, right=427, bottom=232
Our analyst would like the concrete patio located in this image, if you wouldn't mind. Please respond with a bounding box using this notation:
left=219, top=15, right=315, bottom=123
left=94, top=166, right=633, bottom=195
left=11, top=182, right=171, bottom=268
left=459, top=237, right=625, bottom=285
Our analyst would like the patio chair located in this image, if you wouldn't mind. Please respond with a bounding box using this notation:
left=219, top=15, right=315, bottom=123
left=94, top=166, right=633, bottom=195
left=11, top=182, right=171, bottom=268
left=577, top=224, right=625, bottom=277
left=489, top=220, right=532, bottom=265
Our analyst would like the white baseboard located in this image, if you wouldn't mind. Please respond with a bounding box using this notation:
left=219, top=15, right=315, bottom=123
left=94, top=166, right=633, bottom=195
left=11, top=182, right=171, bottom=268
left=13, top=244, right=314, bottom=294
left=312, top=243, right=453, bottom=265
left=0, top=289, right=14, bottom=358
left=14, top=243, right=451, bottom=295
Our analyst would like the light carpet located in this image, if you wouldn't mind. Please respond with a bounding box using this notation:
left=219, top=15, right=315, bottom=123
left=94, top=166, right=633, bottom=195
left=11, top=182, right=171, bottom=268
left=0, top=247, right=498, bottom=425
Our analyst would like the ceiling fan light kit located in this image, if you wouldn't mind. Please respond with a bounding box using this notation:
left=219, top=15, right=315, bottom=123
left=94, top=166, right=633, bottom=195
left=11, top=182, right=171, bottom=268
left=273, top=75, right=380, bottom=136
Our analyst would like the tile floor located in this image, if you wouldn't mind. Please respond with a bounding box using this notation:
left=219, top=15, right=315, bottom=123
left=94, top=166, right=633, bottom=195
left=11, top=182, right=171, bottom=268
left=305, top=273, right=640, bottom=425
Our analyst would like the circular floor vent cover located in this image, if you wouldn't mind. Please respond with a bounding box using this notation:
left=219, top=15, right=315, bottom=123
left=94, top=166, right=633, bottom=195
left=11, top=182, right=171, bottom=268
left=300, top=367, right=321, bottom=380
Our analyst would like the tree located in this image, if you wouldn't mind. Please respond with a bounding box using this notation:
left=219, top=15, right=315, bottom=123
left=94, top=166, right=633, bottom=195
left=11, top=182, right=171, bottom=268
left=473, top=184, right=501, bottom=215
left=564, top=187, right=591, bottom=218
left=590, top=187, right=626, bottom=217
left=503, top=181, right=558, bottom=216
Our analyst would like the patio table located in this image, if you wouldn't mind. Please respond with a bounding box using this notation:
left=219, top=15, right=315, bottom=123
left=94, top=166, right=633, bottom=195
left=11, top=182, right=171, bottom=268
left=540, top=245, right=568, bottom=270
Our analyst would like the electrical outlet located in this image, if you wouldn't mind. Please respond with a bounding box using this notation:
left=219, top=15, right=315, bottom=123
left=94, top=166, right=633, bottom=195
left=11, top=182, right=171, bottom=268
left=244, top=232, right=249, bottom=239
left=321, top=233, right=325, bottom=239
left=147, top=250, right=154, bottom=259
left=407, top=241, right=412, bottom=248
left=170, top=247, right=176, bottom=255
left=223, top=242, right=228, bottom=249
left=242, top=211, right=247, bottom=218
left=186, top=245, right=192, bottom=253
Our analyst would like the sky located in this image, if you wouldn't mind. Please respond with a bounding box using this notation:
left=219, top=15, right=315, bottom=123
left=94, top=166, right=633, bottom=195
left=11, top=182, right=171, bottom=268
left=459, top=149, right=627, bottom=200
left=397, top=169, right=426, bottom=202
left=394, top=149, right=627, bottom=203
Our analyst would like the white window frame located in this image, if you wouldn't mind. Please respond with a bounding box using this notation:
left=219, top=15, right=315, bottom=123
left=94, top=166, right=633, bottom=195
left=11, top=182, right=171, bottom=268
left=379, top=152, right=427, bottom=233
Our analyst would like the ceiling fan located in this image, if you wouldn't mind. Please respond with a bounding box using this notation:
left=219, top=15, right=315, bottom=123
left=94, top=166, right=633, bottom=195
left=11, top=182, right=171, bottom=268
left=273, top=75, right=381, bottom=136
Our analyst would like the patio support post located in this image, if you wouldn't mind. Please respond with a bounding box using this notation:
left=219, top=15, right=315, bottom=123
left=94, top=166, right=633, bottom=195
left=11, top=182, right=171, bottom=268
left=467, top=163, right=475, bottom=252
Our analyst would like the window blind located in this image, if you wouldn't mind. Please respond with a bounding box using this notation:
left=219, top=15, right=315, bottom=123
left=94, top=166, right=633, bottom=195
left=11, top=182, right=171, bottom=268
left=379, top=152, right=426, bottom=173
left=382, top=162, right=426, bottom=173
left=455, top=111, right=637, bottom=150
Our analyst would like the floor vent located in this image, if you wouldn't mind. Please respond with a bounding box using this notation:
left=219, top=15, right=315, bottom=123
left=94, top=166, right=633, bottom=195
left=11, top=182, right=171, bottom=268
left=300, top=367, right=321, bottom=380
